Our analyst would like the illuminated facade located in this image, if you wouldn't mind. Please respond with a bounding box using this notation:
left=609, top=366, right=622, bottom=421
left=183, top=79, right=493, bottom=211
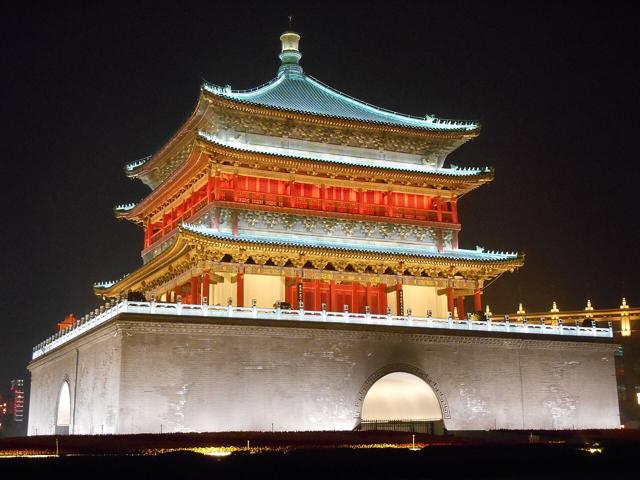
left=27, top=31, right=621, bottom=435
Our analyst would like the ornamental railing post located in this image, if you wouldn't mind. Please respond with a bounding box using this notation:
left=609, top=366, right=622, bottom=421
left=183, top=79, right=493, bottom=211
left=299, top=301, right=305, bottom=321
left=575, top=319, right=580, bottom=336
left=523, top=316, right=528, bottom=333
left=365, top=305, right=371, bottom=322
left=176, top=295, right=182, bottom=315
left=406, top=308, right=412, bottom=324
left=150, top=297, right=156, bottom=314
left=321, top=303, right=327, bottom=322
left=592, top=320, right=597, bottom=336
left=202, top=297, right=208, bottom=316
left=448, top=312, right=453, bottom=329
left=343, top=304, right=349, bottom=321
left=427, top=310, right=433, bottom=328
left=276, top=304, right=282, bottom=320
left=227, top=297, right=233, bottom=317
left=608, top=320, right=613, bottom=338
left=486, top=313, right=491, bottom=332
left=505, top=314, right=510, bottom=333
left=386, top=307, right=392, bottom=324
left=252, top=299, right=257, bottom=319
left=558, top=318, right=563, bottom=335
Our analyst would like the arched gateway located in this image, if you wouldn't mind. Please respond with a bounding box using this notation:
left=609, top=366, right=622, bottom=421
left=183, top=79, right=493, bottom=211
left=55, top=381, right=71, bottom=435
left=355, top=365, right=447, bottom=434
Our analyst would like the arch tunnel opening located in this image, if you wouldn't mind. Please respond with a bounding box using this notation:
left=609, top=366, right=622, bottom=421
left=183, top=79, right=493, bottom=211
left=357, top=372, right=445, bottom=434
left=55, top=381, right=71, bottom=435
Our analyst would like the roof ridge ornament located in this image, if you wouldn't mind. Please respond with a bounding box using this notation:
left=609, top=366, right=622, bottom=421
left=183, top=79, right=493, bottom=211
left=278, top=30, right=303, bottom=77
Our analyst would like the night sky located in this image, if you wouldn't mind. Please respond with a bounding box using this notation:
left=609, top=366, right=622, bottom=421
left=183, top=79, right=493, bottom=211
left=1, top=2, right=638, bottom=384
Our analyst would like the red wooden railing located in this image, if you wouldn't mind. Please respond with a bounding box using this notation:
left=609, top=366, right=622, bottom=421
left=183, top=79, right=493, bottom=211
left=144, top=175, right=458, bottom=248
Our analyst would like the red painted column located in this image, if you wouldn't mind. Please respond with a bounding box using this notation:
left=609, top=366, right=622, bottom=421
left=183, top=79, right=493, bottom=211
left=379, top=284, right=387, bottom=314
left=314, top=280, right=321, bottom=310
left=386, top=192, right=394, bottom=217
left=206, top=170, right=213, bottom=202
left=191, top=276, right=200, bottom=305
left=447, top=287, right=455, bottom=315
left=213, top=173, right=220, bottom=201
left=457, top=296, right=465, bottom=319
left=365, top=282, right=371, bottom=311
left=202, top=271, right=210, bottom=304
left=451, top=199, right=458, bottom=224
left=236, top=272, right=244, bottom=307
left=474, top=289, right=482, bottom=313
left=232, top=174, right=238, bottom=202
left=351, top=282, right=357, bottom=312
left=358, top=189, right=364, bottom=214
left=330, top=280, right=336, bottom=312
left=395, top=284, right=404, bottom=316
left=436, top=199, right=443, bottom=223
left=288, top=181, right=295, bottom=208
left=144, top=221, right=151, bottom=248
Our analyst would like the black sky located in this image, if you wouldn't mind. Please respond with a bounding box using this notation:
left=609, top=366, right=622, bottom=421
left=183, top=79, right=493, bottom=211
left=1, top=1, right=639, bottom=384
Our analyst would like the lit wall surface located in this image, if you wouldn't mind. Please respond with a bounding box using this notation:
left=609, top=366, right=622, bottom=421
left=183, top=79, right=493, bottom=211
left=27, top=313, right=620, bottom=434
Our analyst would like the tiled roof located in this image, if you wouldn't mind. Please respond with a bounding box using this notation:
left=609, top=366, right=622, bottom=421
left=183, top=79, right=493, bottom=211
left=203, top=73, right=478, bottom=133
left=182, top=224, right=519, bottom=262
left=198, top=131, right=491, bottom=177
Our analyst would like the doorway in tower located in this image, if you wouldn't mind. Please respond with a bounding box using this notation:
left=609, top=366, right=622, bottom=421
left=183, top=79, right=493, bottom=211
left=55, top=381, right=71, bottom=435
left=357, top=371, right=445, bottom=434
left=284, top=278, right=388, bottom=313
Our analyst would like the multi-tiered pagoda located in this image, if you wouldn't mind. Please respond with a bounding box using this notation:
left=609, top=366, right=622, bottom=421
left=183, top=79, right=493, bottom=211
left=97, top=31, right=523, bottom=317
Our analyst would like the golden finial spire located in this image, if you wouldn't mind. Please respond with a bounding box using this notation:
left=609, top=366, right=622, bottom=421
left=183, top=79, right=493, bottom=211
left=517, top=303, right=525, bottom=315
left=620, top=297, right=631, bottom=336
left=485, top=304, right=492, bottom=317
left=620, top=297, right=629, bottom=311
left=585, top=299, right=594, bottom=318
left=279, top=27, right=302, bottom=76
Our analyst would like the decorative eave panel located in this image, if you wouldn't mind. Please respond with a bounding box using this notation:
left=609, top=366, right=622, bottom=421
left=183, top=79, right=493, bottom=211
left=95, top=228, right=524, bottom=297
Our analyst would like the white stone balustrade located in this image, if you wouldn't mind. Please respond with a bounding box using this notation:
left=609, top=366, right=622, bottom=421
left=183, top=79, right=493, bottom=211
left=32, top=300, right=613, bottom=360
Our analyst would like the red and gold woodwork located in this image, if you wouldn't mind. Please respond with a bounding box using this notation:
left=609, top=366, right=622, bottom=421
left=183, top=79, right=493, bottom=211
left=102, top=61, right=521, bottom=316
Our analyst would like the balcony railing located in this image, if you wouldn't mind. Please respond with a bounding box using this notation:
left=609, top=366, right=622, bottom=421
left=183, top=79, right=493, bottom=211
left=218, top=189, right=455, bottom=223
left=32, top=300, right=613, bottom=360
left=146, top=188, right=458, bottom=248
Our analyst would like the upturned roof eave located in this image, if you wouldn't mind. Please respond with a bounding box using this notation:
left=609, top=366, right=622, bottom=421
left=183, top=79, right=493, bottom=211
left=94, top=226, right=524, bottom=297
left=182, top=226, right=524, bottom=265
left=197, top=132, right=494, bottom=179
left=201, top=84, right=481, bottom=139
left=125, top=92, right=210, bottom=181
left=118, top=136, right=494, bottom=223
